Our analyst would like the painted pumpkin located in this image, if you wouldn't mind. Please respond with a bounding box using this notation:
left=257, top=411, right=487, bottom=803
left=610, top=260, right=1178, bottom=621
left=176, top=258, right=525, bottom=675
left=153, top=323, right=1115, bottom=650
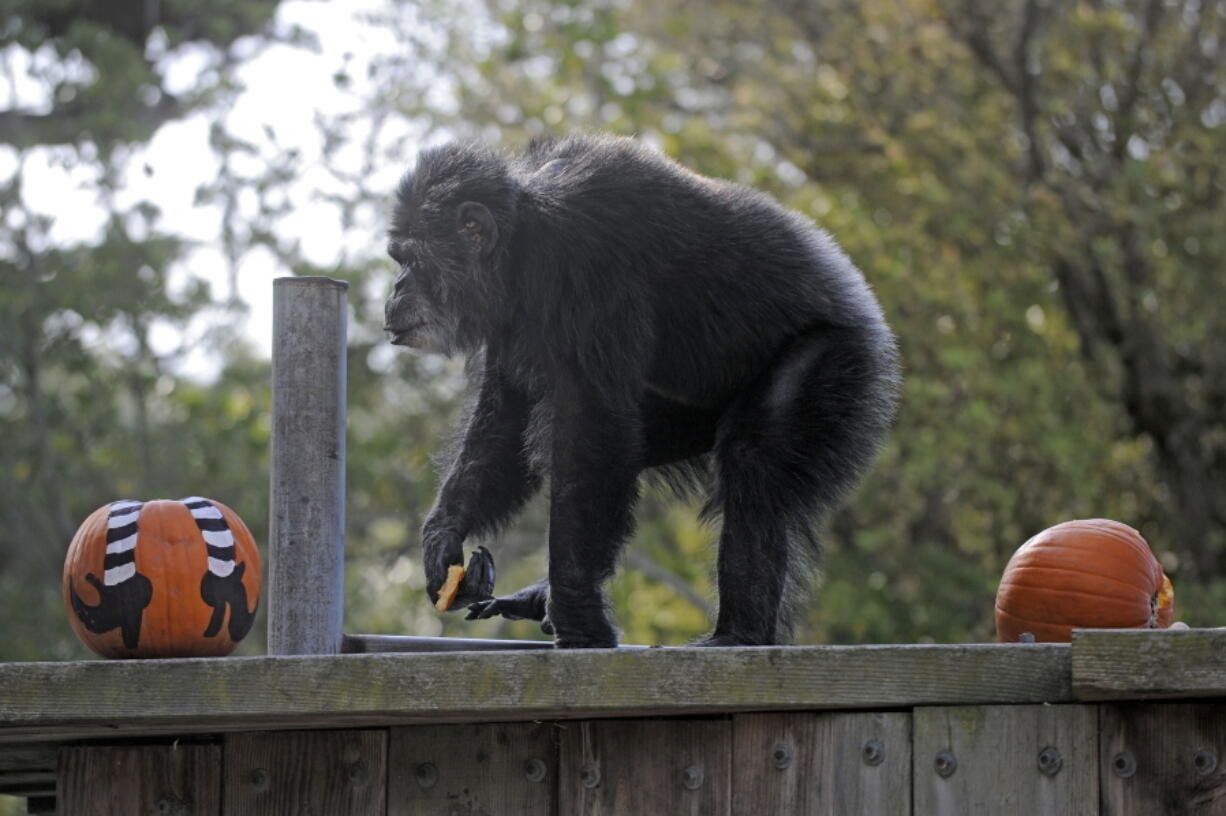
left=63, top=497, right=261, bottom=658
left=995, top=519, right=1174, bottom=643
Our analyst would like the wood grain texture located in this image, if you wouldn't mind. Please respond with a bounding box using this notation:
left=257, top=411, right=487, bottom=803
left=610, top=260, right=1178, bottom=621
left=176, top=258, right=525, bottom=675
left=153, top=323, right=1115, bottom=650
left=913, top=704, right=1098, bottom=816
left=1073, top=629, right=1226, bottom=700
left=0, top=644, right=1072, bottom=742
left=1101, top=703, right=1226, bottom=816
left=731, top=711, right=910, bottom=814
left=0, top=743, right=56, bottom=796
left=223, top=729, right=385, bottom=816
left=388, top=722, right=556, bottom=815
left=558, top=719, right=730, bottom=815
left=57, top=743, right=220, bottom=816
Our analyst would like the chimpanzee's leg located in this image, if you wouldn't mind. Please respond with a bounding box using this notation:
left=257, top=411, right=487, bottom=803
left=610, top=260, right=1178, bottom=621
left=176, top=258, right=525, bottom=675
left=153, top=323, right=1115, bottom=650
left=700, top=325, right=898, bottom=646
left=465, top=578, right=551, bottom=629
left=465, top=391, right=718, bottom=628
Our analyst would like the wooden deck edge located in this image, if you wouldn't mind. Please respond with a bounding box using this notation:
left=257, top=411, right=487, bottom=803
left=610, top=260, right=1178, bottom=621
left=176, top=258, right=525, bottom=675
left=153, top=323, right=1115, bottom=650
left=0, top=643, right=1070, bottom=742
left=0, top=743, right=56, bottom=797
left=1072, top=628, right=1226, bottom=700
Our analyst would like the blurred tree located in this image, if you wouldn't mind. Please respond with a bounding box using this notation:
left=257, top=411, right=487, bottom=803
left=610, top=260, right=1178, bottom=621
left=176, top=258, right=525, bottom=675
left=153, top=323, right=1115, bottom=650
left=3, top=0, right=1223, bottom=684
left=2, top=0, right=281, bottom=148
left=0, top=0, right=285, bottom=663
left=352, top=0, right=1226, bottom=643
left=943, top=0, right=1226, bottom=579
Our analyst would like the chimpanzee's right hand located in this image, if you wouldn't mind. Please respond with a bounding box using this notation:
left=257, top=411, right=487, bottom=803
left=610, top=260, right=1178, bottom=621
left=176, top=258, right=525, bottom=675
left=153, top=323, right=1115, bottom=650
left=422, top=523, right=464, bottom=605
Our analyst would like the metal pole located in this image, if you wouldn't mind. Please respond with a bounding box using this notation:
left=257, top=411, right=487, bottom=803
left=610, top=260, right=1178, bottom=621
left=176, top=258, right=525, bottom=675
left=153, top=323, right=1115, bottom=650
left=341, top=634, right=647, bottom=653
left=268, top=276, right=348, bottom=655
left=342, top=635, right=553, bottom=653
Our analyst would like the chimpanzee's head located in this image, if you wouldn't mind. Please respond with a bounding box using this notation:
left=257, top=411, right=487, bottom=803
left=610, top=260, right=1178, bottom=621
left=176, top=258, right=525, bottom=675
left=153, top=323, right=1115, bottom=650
left=384, top=143, right=518, bottom=354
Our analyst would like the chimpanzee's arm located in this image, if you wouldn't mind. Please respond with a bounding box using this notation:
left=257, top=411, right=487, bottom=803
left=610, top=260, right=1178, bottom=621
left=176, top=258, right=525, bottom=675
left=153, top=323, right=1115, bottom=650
left=422, top=353, right=541, bottom=602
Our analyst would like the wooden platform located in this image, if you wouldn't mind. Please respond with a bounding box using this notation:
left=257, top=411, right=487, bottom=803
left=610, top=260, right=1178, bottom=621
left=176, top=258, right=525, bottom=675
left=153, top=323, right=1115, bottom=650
left=2, top=629, right=1224, bottom=814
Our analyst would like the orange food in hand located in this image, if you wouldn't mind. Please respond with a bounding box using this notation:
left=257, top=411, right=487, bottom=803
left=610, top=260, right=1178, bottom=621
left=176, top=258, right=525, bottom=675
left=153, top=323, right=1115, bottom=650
left=435, top=565, right=466, bottom=612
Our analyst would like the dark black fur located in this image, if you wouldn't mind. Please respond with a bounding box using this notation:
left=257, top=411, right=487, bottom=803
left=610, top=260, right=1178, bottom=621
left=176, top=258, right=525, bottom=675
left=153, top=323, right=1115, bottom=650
left=385, top=134, right=900, bottom=648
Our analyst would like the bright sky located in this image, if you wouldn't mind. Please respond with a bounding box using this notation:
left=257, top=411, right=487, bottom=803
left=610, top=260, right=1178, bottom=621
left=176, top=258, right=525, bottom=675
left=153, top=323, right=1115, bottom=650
left=3, top=0, right=411, bottom=379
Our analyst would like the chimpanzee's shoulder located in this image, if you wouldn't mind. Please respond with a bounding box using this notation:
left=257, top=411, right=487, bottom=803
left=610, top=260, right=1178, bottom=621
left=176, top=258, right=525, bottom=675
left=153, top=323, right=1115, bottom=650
left=519, top=135, right=683, bottom=187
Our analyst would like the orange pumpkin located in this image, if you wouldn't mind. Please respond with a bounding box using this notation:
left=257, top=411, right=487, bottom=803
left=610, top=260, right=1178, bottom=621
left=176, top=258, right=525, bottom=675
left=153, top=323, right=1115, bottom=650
left=63, top=497, right=261, bottom=658
left=995, top=519, right=1174, bottom=643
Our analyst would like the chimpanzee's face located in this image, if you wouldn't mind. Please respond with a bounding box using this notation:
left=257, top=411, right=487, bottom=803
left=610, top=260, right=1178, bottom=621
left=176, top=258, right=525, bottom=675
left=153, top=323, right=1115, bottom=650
left=383, top=234, right=460, bottom=354
left=384, top=154, right=506, bottom=356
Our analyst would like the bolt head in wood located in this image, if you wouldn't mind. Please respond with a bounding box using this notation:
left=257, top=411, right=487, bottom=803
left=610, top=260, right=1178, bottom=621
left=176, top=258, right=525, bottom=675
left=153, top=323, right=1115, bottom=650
left=346, top=761, right=369, bottom=786
left=247, top=768, right=270, bottom=792
left=772, top=744, right=794, bottom=770
left=580, top=763, right=601, bottom=789
left=1037, top=746, right=1062, bottom=777
left=1193, top=749, right=1218, bottom=776
left=415, top=762, right=438, bottom=790
left=1112, top=751, right=1137, bottom=779
left=154, top=795, right=189, bottom=816
left=862, top=739, right=885, bottom=767
left=681, top=764, right=704, bottom=790
left=935, top=750, right=957, bottom=778
left=524, top=758, right=548, bottom=783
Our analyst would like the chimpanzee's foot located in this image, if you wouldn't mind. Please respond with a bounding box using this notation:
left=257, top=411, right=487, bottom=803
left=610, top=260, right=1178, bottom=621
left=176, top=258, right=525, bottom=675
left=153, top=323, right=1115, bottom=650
left=548, top=601, right=618, bottom=649
left=691, top=633, right=739, bottom=647
left=465, top=578, right=547, bottom=621
left=691, top=631, right=777, bottom=647
left=553, top=618, right=617, bottom=649
left=553, top=632, right=617, bottom=649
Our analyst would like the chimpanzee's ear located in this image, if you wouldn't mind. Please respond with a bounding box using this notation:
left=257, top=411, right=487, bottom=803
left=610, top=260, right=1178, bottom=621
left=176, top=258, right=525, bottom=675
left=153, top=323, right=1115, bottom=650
left=457, top=201, right=498, bottom=258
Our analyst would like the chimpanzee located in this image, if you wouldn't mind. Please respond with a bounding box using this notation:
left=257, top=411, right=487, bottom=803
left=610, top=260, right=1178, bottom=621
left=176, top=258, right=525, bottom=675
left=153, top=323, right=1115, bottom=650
left=384, top=134, right=900, bottom=648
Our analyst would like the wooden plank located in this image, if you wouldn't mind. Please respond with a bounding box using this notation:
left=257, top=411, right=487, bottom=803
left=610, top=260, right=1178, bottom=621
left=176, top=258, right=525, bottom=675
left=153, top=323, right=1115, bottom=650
left=1074, top=629, right=1226, bottom=700
left=0, top=744, right=55, bottom=796
left=57, top=743, right=220, bottom=816
left=223, top=729, right=385, bottom=816
left=731, top=712, right=910, bottom=814
left=558, top=719, right=730, bottom=815
left=913, top=704, right=1098, bottom=815
left=1101, top=703, right=1226, bottom=815
left=0, top=644, right=1072, bottom=741
left=25, top=796, right=56, bottom=814
left=388, top=722, right=556, bottom=815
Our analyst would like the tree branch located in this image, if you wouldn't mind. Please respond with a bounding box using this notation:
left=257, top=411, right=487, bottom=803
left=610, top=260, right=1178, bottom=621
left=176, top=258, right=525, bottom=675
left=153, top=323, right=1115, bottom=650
left=625, top=550, right=715, bottom=621
left=0, top=94, right=184, bottom=149
left=1110, top=0, right=1164, bottom=163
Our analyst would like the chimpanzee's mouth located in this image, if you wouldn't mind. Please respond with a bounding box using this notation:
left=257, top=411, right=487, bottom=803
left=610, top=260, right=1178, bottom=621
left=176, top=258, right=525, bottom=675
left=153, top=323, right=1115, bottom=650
left=386, top=323, right=423, bottom=346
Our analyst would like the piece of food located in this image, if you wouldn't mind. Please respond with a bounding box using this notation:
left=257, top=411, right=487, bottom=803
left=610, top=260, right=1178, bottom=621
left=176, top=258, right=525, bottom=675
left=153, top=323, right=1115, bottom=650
left=435, top=564, right=466, bottom=612
left=435, top=547, right=497, bottom=613
left=995, top=518, right=1175, bottom=643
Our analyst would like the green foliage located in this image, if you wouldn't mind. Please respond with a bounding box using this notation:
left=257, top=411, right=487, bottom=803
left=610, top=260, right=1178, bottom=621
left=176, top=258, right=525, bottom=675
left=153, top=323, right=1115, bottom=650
left=3, top=0, right=1225, bottom=682
left=360, top=0, right=1225, bottom=643
left=0, top=0, right=284, bottom=660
